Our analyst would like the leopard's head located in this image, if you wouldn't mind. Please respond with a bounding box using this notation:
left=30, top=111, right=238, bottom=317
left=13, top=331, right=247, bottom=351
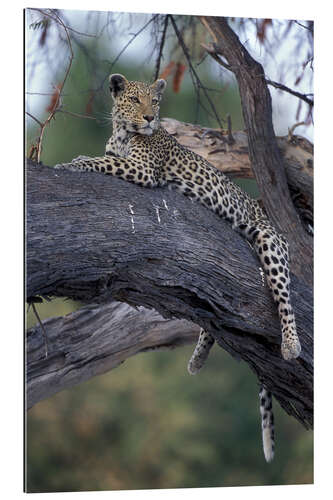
left=109, top=74, right=167, bottom=136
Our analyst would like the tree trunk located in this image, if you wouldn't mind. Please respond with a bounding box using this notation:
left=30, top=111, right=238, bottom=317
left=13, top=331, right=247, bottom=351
left=200, top=16, right=313, bottom=287
left=26, top=160, right=313, bottom=428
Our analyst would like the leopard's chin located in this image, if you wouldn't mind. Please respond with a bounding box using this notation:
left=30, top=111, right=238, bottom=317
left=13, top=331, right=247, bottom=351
left=128, top=123, right=154, bottom=135
left=138, top=126, right=154, bottom=136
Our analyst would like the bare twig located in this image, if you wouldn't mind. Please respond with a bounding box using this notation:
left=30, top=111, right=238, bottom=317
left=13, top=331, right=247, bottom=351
left=31, top=302, right=49, bottom=358
left=26, top=91, right=69, bottom=96
left=31, top=8, right=97, bottom=38
left=154, top=15, right=169, bottom=81
left=36, top=86, right=62, bottom=163
left=294, top=20, right=314, bottom=34
left=201, top=42, right=231, bottom=70
left=96, top=14, right=160, bottom=92
left=108, top=15, right=158, bottom=72
left=266, top=79, right=314, bottom=107
left=288, top=121, right=306, bottom=141
left=25, top=111, right=43, bottom=128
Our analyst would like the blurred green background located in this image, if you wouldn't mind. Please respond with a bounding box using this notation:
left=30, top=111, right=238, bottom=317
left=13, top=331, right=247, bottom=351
left=27, top=343, right=313, bottom=492
left=25, top=10, right=313, bottom=492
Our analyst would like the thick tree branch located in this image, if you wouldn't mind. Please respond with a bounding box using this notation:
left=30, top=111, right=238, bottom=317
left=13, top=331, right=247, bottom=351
left=26, top=160, right=313, bottom=428
left=27, top=301, right=199, bottom=409
left=200, top=16, right=313, bottom=286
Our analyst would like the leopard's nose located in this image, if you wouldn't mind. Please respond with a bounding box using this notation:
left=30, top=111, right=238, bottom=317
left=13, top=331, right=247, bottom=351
left=144, top=115, right=154, bottom=123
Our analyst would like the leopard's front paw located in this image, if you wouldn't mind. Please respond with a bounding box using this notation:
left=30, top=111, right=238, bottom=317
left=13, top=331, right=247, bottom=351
left=54, top=162, right=68, bottom=170
left=54, top=161, right=82, bottom=172
left=72, top=155, right=91, bottom=162
left=281, top=337, right=301, bottom=360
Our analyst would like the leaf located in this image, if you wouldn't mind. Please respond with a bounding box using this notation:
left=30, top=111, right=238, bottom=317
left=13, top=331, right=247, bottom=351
left=257, top=19, right=272, bottom=44
left=173, top=63, right=186, bottom=93
left=46, top=85, right=61, bottom=114
left=159, top=61, right=176, bottom=80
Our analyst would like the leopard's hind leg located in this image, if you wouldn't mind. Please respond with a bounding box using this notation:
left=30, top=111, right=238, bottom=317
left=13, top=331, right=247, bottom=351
left=239, top=218, right=301, bottom=360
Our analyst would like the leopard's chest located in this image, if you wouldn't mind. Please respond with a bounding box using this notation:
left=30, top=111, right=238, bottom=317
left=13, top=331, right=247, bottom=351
left=107, top=128, right=133, bottom=158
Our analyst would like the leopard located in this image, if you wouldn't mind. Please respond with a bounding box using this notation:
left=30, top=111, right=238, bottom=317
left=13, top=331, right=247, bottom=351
left=55, top=73, right=301, bottom=462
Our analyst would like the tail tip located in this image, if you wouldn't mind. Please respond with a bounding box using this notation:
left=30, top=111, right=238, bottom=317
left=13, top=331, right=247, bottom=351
left=262, top=427, right=275, bottom=463
left=264, top=447, right=274, bottom=463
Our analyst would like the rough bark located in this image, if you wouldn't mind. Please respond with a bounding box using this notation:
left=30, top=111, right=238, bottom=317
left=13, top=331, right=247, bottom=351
left=200, top=16, right=313, bottom=286
left=26, top=160, right=313, bottom=428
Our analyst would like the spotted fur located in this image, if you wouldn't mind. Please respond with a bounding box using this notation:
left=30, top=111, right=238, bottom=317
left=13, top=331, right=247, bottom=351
left=55, top=74, right=302, bottom=461
left=259, top=386, right=275, bottom=462
left=187, top=328, right=215, bottom=375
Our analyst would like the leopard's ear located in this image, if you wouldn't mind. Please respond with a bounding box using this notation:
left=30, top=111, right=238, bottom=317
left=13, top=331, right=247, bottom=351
left=151, top=78, right=167, bottom=96
left=109, top=74, right=128, bottom=98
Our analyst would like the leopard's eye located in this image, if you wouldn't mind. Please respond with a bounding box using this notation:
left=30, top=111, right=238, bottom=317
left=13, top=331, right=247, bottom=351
left=130, top=96, right=140, bottom=103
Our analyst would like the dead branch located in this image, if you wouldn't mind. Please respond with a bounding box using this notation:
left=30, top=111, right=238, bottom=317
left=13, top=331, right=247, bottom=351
left=266, top=80, right=314, bottom=107
left=161, top=118, right=313, bottom=210
left=27, top=301, right=199, bottom=409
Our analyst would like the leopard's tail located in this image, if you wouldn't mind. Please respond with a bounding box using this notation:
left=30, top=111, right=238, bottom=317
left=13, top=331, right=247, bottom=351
left=259, top=386, right=275, bottom=462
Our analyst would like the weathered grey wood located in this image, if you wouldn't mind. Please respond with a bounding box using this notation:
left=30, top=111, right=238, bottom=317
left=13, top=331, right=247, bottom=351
left=27, top=301, right=200, bottom=409
left=26, top=160, right=313, bottom=427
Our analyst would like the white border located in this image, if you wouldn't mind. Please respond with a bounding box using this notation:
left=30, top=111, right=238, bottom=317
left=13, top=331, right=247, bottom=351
left=2, top=1, right=332, bottom=499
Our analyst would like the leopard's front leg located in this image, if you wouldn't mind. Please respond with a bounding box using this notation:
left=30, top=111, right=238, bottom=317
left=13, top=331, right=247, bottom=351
left=54, top=151, right=164, bottom=188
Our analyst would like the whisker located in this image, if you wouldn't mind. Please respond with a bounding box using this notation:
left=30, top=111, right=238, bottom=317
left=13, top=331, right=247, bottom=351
left=95, top=111, right=113, bottom=127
